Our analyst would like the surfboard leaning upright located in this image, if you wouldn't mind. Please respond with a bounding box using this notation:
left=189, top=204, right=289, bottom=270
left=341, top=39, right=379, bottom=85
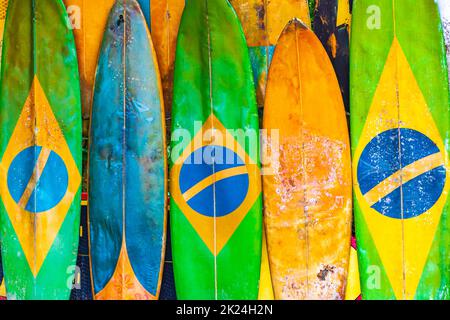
left=263, top=20, right=352, bottom=300
left=88, top=0, right=166, bottom=300
left=351, top=0, right=450, bottom=300
left=0, top=0, right=82, bottom=300
left=170, top=0, right=262, bottom=300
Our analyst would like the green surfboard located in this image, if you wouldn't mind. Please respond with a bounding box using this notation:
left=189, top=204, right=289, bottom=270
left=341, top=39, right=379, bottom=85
left=351, top=0, right=449, bottom=300
left=170, top=0, right=262, bottom=299
left=0, top=0, right=81, bottom=299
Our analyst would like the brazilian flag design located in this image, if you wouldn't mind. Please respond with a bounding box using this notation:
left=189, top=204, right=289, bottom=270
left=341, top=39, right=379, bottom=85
left=170, top=0, right=262, bottom=299
left=351, top=0, right=449, bottom=300
left=0, top=0, right=81, bottom=299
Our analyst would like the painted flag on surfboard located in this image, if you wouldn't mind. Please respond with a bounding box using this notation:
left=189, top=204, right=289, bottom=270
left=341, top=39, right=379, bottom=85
left=351, top=0, right=449, bottom=300
left=0, top=0, right=81, bottom=300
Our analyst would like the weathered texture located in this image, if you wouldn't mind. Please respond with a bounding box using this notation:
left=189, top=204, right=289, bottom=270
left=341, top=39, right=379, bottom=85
left=229, top=0, right=310, bottom=109
left=438, top=0, right=450, bottom=83
left=63, top=0, right=115, bottom=192
left=149, top=0, right=184, bottom=133
left=170, top=0, right=262, bottom=300
left=0, top=0, right=81, bottom=300
left=263, top=20, right=352, bottom=300
left=89, top=0, right=166, bottom=300
left=313, top=0, right=351, bottom=111
left=351, top=0, right=450, bottom=300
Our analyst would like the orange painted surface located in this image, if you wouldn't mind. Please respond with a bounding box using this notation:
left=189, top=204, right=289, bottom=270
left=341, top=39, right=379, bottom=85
left=64, top=0, right=115, bottom=135
left=263, top=20, right=352, bottom=300
left=150, top=0, right=184, bottom=123
left=230, top=0, right=310, bottom=47
left=94, top=244, right=156, bottom=300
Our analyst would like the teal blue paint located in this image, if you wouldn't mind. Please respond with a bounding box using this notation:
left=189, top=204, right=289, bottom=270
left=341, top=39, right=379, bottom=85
left=137, top=0, right=151, bottom=28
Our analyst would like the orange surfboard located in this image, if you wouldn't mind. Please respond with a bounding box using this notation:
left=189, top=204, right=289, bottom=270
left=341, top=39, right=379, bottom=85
left=263, top=19, right=352, bottom=300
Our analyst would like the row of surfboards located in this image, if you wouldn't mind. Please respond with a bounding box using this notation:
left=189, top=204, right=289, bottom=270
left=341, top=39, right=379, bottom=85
left=0, top=0, right=449, bottom=300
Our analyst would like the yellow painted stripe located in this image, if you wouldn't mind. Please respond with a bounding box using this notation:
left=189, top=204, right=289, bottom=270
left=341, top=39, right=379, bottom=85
left=364, top=152, right=444, bottom=206
left=182, top=166, right=248, bottom=202
left=18, top=148, right=51, bottom=208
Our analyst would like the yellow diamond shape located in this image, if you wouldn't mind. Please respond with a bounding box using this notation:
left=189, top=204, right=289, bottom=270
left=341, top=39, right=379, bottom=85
left=353, top=38, right=450, bottom=299
left=0, top=76, right=81, bottom=277
left=171, top=114, right=261, bottom=255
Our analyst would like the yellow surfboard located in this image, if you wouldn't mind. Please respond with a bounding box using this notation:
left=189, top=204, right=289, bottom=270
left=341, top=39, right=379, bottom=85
left=263, top=20, right=352, bottom=300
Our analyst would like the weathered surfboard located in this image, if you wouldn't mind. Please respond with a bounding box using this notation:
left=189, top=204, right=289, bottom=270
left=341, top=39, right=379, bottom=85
left=89, top=0, right=166, bottom=300
left=170, top=0, right=262, bottom=300
left=313, top=0, right=351, bottom=110
left=351, top=0, right=450, bottom=300
left=438, top=0, right=450, bottom=82
left=229, top=0, right=310, bottom=109
left=263, top=20, right=352, bottom=300
left=0, top=0, right=82, bottom=300
left=148, top=0, right=184, bottom=131
left=0, top=0, right=7, bottom=300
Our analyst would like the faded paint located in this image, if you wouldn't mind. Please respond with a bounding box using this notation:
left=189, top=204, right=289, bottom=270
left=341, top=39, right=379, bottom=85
left=89, top=0, right=167, bottom=300
left=263, top=20, right=352, bottom=300
left=0, top=0, right=81, bottom=300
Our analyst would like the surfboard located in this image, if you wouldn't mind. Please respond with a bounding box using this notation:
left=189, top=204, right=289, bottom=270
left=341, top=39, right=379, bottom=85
left=313, top=0, right=351, bottom=110
left=170, top=0, right=262, bottom=300
left=351, top=0, right=450, bottom=300
left=89, top=0, right=166, bottom=300
left=0, top=0, right=82, bottom=300
left=0, top=0, right=7, bottom=301
left=438, top=0, right=450, bottom=82
left=229, top=0, right=310, bottom=110
left=263, top=19, right=352, bottom=300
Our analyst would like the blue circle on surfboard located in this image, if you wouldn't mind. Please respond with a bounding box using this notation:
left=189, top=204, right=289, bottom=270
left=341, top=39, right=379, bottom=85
left=179, top=146, right=249, bottom=217
left=7, top=146, right=69, bottom=213
left=357, top=128, right=446, bottom=219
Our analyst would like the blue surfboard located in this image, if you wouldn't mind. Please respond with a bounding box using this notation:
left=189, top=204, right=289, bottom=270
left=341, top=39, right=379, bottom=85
left=88, top=0, right=166, bottom=300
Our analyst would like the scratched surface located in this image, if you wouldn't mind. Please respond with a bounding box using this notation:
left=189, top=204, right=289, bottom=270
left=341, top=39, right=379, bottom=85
left=89, top=0, right=166, bottom=300
left=0, top=0, right=81, bottom=300
left=313, top=0, right=351, bottom=112
left=263, top=20, right=352, bottom=300
left=229, top=0, right=310, bottom=110
left=438, top=0, right=450, bottom=83
left=351, top=0, right=450, bottom=300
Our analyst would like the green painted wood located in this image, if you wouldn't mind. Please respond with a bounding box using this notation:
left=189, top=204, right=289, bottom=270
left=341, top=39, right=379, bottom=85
left=170, top=0, right=262, bottom=299
left=0, top=0, right=81, bottom=299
